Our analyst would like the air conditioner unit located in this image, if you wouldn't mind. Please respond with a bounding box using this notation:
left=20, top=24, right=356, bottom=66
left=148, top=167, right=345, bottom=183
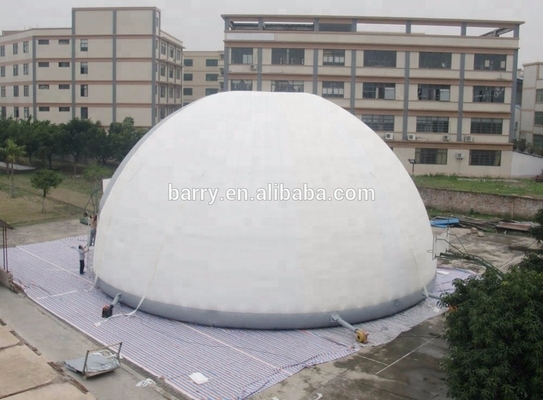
left=464, top=135, right=474, bottom=142
left=443, top=135, right=450, bottom=141
left=407, top=134, right=416, bottom=141
left=384, top=133, right=394, bottom=140
left=455, top=152, right=464, bottom=160
left=250, top=64, right=257, bottom=70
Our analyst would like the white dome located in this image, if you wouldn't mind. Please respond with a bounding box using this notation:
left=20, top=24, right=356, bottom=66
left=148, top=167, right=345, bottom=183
left=95, top=92, right=436, bottom=329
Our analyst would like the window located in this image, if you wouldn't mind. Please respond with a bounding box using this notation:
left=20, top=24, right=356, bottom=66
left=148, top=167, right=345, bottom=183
left=80, top=85, right=88, bottom=97
left=184, top=59, right=193, bottom=67
left=176, top=49, right=181, bottom=60
left=81, top=107, right=88, bottom=119
left=206, top=74, right=219, bottom=81
left=535, top=112, right=543, bottom=126
left=38, top=84, right=49, bottom=89
left=13, top=86, right=19, bottom=97
left=176, top=68, right=181, bottom=80
left=537, top=89, right=543, bottom=103
left=37, top=39, right=49, bottom=45
left=160, top=64, right=165, bottom=76
left=231, top=80, right=253, bottom=91
left=80, top=62, right=88, bottom=74
left=13, top=65, right=18, bottom=76
left=470, top=150, right=501, bottom=166
left=176, top=87, right=181, bottom=98
left=417, top=85, right=450, bottom=101
left=363, top=83, right=396, bottom=100
left=415, top=148, right=448, bottom=165
left=59, top=84, right=70, bottom=89
left=183, top=87, right=193, bottom=96
left=363, top=50, right=396, bottom=67
left=470, top=118, right=503, bottom=134
left=38, top=106, right=50, bottom=112
left=13, top=107, right=19, bottom=118
left=23, top=63, right=29, bottom=75
left=0, top=87, right=4, bottom=97
left=160, top=108, right=166, bottom=119
left=535, top=135, right=543, bottom=148
left=416, top=116, right=449, bottom=133
left=271, top=80, right=304, bottom=92
left=323, top=49, right=345, bottom=66
left=206, top=59, right=219, bottom=67
left=205, top=88, right=219, bottom=96
left=362, top=115, right=395, bottom=131
left=0, top=46, right=4, bottom=57
left=168, top=87, right=173, bottom=98
left=80, top=39, right=88, bottom=51
left=160, top=42, right=166, bottom=55
left=474, top=54, right=506, bottom=71
left=12, top=43, right=18, bottom=54
left=322, top=81, right=344, bottom=98
left=58, top=39, right=70, bottom=45
left=231, top=48, right=253, bottom=64
left=58, top=62, right=70, bottom=68
left=0, top=66, right=3, bottom=77
left=38, top=62, right=49, bottom=67
left=0, top=107, right=5, bottom=118
left=23, top=85, right=29, bottom=97
left=169, top=46, right=174, bottom=58
left=23, top=41, right=29, bottom=53
left=473, top=86, right=505, bottom=103
left=160, top=86, right=166, bottom=98
left=23, top=107, right=29, bottom=118
left=59, top=107, right=70, bottom=112
left=271, top=48, right=305, bottom=65
left=183, top=73, right=193, bottom=81
left=169, top=67, right=173, bottom=79
left=419, top=52, right=452, bottom=69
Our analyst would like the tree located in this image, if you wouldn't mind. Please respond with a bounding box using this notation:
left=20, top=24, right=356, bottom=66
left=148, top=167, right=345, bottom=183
left=0, top=138, right=27, bottom=198
left=440, top=212, right=543, bottom=400
left=83, top=164, right=112, bottom=213
left=109, top=117, right=146, bottom=162
left=30, top=169, right=64, bottom=213
left=58, top=118, right=95, bottom=173
left=86, top=123, right=113, bottom=165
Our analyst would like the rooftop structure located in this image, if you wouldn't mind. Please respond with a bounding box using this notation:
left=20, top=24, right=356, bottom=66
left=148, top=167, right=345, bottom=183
left=221, top=14, right=524, bottom=177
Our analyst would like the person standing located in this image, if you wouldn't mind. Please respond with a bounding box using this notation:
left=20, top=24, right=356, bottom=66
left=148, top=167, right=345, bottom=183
left=78, top=245, right=89, bottom=274
left=89, top=214, right=98, bottom=246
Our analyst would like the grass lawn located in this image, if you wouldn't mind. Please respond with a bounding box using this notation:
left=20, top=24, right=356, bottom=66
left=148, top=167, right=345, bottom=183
left=414, top=175, right=543, bottom=199
left=0, top=163, right=116, bottom=226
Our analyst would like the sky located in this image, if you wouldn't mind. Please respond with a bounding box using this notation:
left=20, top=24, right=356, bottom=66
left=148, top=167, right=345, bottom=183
left=1, top=0, right=541, bottom=66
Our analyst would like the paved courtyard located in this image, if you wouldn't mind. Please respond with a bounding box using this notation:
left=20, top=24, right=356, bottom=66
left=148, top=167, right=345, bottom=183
left=0, top=220, right=536, bottom=399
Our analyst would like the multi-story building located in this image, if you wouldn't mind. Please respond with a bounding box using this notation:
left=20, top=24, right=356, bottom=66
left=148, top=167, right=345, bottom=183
left=222, top=15, right=523, bottom=177
left=182, top=51, right=224, bottom=106
left=520, top=63, right=543, bottom=147
left=0, top=7, right=183, bottom=128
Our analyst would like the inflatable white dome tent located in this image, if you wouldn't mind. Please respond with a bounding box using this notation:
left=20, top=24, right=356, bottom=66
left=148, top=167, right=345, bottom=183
left=94, top=91, right=436, bottom=329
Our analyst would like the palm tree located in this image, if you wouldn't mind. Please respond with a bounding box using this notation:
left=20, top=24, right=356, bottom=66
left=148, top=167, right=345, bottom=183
left=0, top=139, right=27, bottom=198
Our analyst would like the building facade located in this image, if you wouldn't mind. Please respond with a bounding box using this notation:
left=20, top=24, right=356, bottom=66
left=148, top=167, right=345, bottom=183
left=222, top=15, right=523, bottom=177
left=520, top=63, right=543, bottom=147
left=182, top=51, right=224, bottom=107
left=0, top=7, right=183, bottom=128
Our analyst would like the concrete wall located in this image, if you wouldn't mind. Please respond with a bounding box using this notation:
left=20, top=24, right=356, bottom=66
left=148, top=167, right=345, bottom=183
left=419, top=187, right=543, bottom=219
left=511, top=151, right=543, bottom=177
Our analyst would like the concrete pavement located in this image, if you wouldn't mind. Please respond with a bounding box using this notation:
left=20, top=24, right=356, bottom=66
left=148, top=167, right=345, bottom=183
left=2, top=219, right=534, bottom=399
